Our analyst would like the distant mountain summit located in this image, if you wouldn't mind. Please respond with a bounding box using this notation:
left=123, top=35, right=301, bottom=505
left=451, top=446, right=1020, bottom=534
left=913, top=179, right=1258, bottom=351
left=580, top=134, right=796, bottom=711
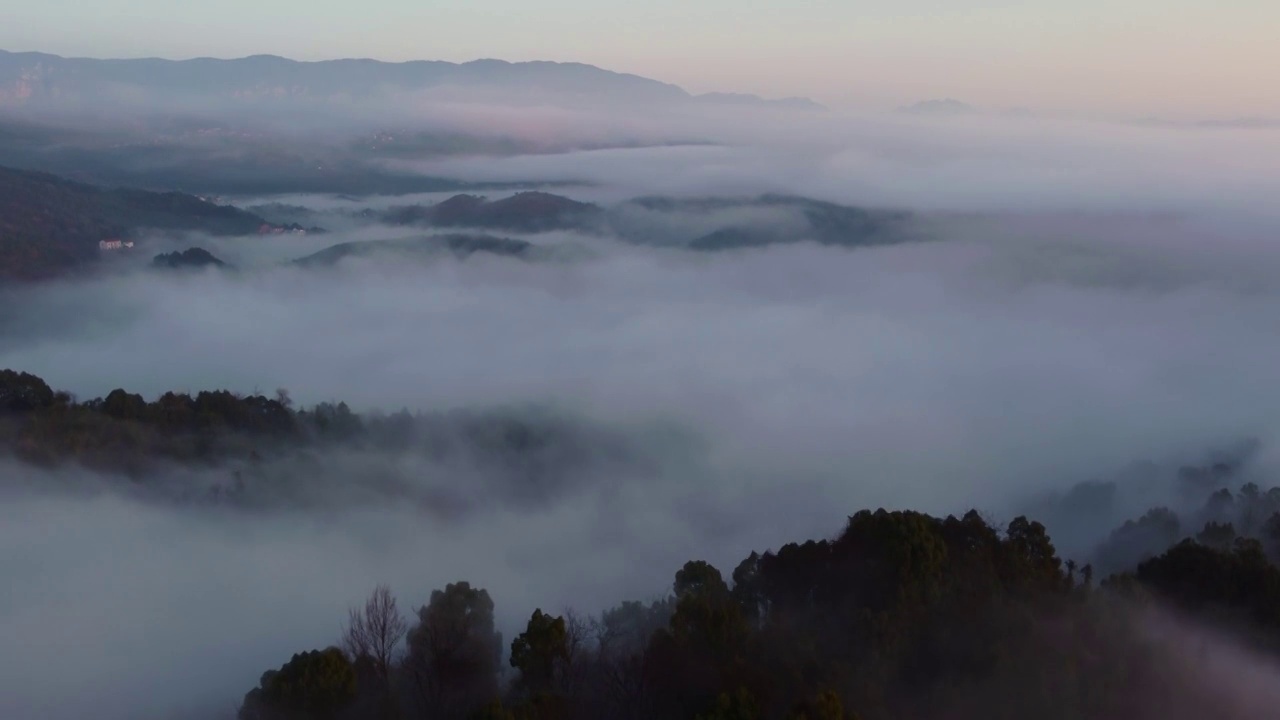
left=380, top=191, right=603, bottom=233
left=0, top=49, right=819, bottom=110
left=293, top=234, right=536, bottom=268
left=153, top=247, right=228, bottom=270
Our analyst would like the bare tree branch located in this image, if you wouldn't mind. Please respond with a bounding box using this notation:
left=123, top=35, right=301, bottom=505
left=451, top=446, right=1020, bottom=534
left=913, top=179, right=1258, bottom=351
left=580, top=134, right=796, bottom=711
left=342, top=584, right=407, bottom=683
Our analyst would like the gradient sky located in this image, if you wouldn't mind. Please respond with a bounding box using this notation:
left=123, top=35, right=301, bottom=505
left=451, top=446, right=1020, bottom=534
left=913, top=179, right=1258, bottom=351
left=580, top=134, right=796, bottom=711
left=6, top=0, right=1278, bottom=117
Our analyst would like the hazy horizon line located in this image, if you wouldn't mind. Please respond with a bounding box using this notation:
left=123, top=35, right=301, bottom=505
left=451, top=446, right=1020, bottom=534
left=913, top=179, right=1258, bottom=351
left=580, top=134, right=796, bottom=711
left=4, top=46, right=1277, bottom=125
left=0, top=47, right=827, bottom=104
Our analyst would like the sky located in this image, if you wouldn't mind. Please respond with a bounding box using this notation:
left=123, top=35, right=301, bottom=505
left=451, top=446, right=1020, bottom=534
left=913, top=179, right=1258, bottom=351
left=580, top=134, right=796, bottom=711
left=5, top=0, right=1278, bottom=118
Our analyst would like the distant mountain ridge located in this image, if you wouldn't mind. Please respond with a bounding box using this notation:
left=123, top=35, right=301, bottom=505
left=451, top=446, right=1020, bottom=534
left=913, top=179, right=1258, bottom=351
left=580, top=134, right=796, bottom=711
left=0, top=49, right=821, bottom=110
left=293, top=234, right=537, bottom=268
left=153, top=247, right=229, bottom=271
left=378, top=191, right=602, bottom=233
left=371, top=190, right=915, bottom=250
left=0, top=162, right=916, bottom=284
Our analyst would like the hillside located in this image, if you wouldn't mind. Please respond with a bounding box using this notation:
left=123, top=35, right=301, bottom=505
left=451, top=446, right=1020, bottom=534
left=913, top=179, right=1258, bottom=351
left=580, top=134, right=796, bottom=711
left=0, top=369, right=628, bottom=488
left=0, top=164, right=269, bottom=281
left=381, top=191, right=603, bottom=233
left=619, top=194, right=916, bottom=250
left=152, top=247, right=228, bottom=270
left=375, top=191, right=916, bottom=250
left=292, top=234, right=536, bottom=268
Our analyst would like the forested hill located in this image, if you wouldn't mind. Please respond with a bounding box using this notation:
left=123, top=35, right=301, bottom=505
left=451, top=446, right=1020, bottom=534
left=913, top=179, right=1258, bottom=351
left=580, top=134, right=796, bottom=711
left=246, top=509, right=1280, bottom=720
left=0, top=368, right=639, bottom=507
left=380, top=191, right=603, bottom=233
left=0, top=164, right=269, bottom=281
left=6, top=367, right=1280, bottom=563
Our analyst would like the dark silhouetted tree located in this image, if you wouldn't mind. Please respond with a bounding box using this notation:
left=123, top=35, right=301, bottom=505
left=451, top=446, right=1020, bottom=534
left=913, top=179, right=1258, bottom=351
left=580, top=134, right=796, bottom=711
left=0, top=369, right=55, bottom=413
left=405, top=581, right=502, bottom=719
left=238, top=647, right=356, bottom=720
left=511, top=609, right=569, bottom=694
left=343, top=584, right=407, bottom=683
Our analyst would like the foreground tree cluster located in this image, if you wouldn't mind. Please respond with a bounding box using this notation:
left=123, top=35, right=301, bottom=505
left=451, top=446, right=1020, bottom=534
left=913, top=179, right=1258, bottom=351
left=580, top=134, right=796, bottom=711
left=238, top=507, right=1280, bottom=720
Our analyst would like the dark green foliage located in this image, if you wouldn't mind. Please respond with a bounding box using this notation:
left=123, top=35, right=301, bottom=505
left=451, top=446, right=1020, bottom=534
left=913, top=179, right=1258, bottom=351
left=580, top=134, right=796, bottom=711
left=1130, top=537, right=1280, bottom=628
left=675, top=560, right=729, bottom=599
left=375, top=192, right=915, bottom=252
left=1095, top=507, right=1182, bottom=573
left=0, top=165, right=123, bottom=280
left=405, top=582, right=503, bottom=719
left=0, top=369, right=56, bottom=413
left=510, top=610, right=569, bottom=694
left=152, top=247, right=228, bottom=270
left=720, top=509, right=1079, bottom=720
left=0, top=369, right=631, bottom=488
left=1093, top=471, right=1280, bottom=571
left=292, top=234, right=534, bottom=268
left=647, top=561, right=757, bottom=719
left=232, top=497, right=1280, bottom=720
left=7, top=381, right=296, bottom=472
left=100, top=187, right=268, bottom=233
left=624, top=194, right=913, bottom=251
left=1195, top=520, right=1238, bottom=550
left=101, top=389, right=148, bottom=420
left=238, top=647, right=357, bottom=720
left=382, top=192, right=601, bottom=233
left=1263, top=511, right=1280, bottom=557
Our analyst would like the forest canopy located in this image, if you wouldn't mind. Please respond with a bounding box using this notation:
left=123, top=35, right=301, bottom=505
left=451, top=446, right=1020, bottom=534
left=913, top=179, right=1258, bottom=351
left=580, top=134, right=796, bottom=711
left=236, top=507, right=1280, bottom=720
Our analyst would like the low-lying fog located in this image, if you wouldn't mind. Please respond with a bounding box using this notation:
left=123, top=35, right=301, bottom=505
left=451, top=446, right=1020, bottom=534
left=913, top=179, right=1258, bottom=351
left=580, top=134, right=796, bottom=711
left=393, top=111, right=1280, bottom=218
left=3, top=106, right=1280, bottom=720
